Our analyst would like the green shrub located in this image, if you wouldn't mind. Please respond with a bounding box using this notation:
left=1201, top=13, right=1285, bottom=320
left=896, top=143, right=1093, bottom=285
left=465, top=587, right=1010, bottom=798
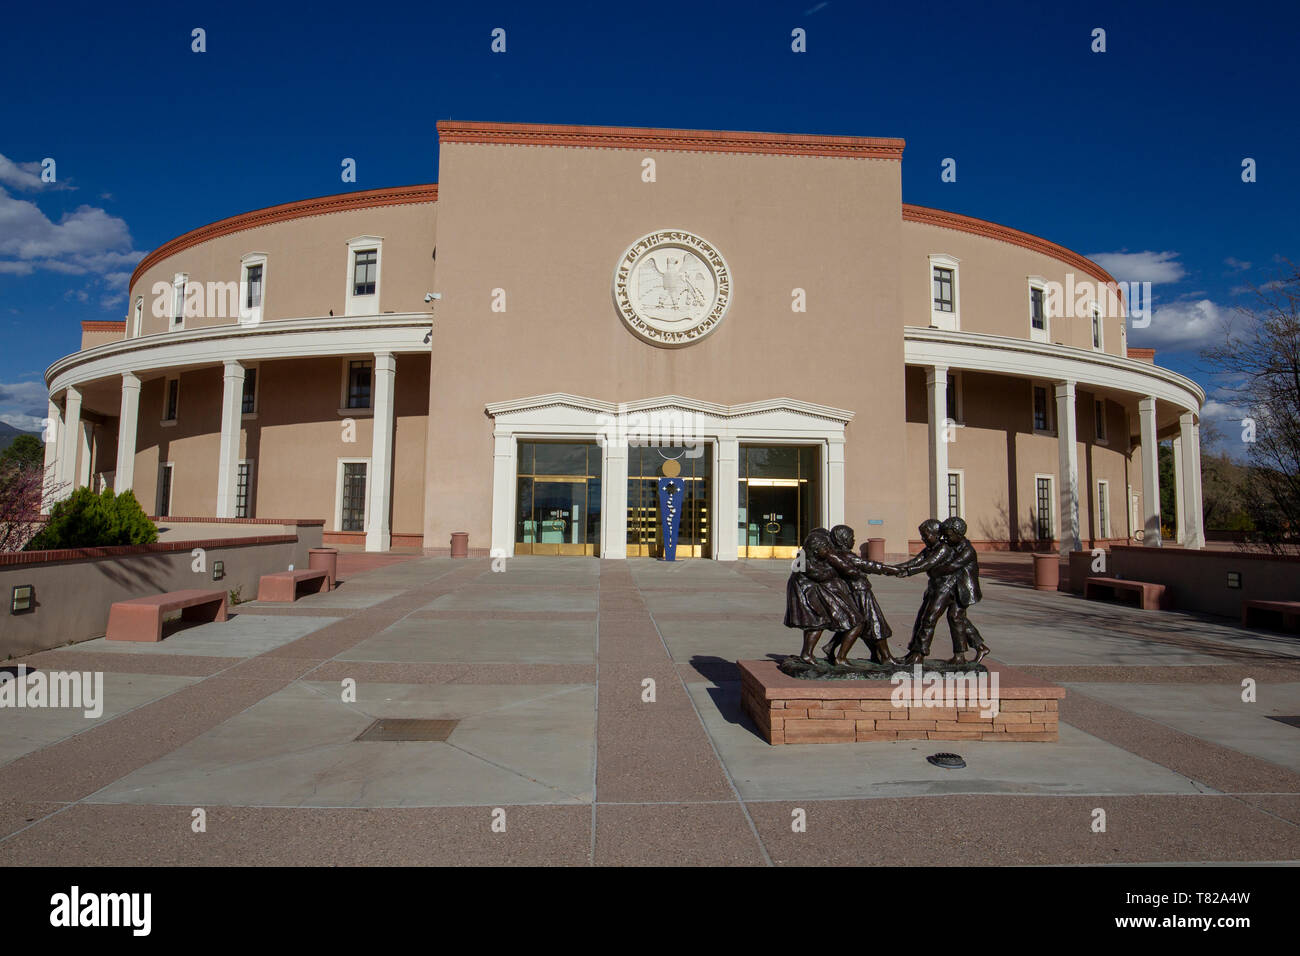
left=25, top=487, right=158, bottom=550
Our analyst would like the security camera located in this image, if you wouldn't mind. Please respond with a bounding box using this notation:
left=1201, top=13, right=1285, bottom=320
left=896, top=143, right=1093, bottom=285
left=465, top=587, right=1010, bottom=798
left=424, top=292, right=441, bottom=302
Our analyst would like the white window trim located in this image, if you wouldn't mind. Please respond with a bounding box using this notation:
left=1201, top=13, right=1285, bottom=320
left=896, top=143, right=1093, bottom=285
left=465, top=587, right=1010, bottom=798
left=171, top=273, right=189, bottom=331
left=241, top=361, right=261, bottom=420
left=239, top=252, right=268, bottom=327
left=1090, top=304, right=1104, bottom=352
left=928, top=253, right=960, bottom=332
left=1030, top=381, right=1054, bottom=436
left=1094, top=396, right=1109, bottom=445
left=1096, top=479, right=1111, bottom=540
left=236, top=458, right=254, bottom=519
left=344, top=236, right=383, bottom=317
left=157, top=461, right=174, bottom=516
left=132, top=297, right=143, bottom=338
left=1027, top=275, right=1049, bottom=343
left=335, top=457, right=372, bottom=533
left=946, top=468, right=965, bottom=520
left=160, top=375, right=180, bottom=426
left=1033, top=473, right=1056, bottom=539
left=338, top=356, right=375, bottom=415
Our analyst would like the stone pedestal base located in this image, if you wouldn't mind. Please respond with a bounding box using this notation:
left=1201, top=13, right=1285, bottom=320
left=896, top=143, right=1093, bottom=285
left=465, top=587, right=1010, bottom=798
left=739, top=659, right=1064, bottom=745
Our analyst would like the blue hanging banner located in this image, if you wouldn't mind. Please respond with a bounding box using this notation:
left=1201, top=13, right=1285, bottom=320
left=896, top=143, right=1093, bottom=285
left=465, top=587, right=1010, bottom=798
left=657, top=477, right=684, bottom=561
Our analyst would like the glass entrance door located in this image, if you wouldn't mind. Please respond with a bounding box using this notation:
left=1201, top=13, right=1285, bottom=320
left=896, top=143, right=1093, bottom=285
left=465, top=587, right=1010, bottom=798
left=515, top=442, right=601, bottom=555
left=737, top=444, right=819, bottom=558
left=626, top=444, right=712, bottom=558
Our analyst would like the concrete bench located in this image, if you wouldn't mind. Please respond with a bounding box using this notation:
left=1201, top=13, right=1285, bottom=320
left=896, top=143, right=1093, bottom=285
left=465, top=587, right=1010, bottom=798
left=106, top=589, right=229, bottom=642
left=257, top=568, right=331, bottom=602
left=1084, top=576, right=1170, bottom=611
left=1242, top=600, right=1300, bottom=633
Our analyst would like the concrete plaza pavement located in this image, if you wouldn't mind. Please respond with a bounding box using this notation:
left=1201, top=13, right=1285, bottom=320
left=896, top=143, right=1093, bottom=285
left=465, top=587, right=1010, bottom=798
left=1, top=554, right=1299, bottom=866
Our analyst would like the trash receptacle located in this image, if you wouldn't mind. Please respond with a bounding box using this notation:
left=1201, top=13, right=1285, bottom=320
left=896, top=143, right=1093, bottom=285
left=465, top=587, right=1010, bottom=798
left=450, top=532, right=469, bottom=558
left=1032, top=553, right=1060, bottom=591
left=865, top=537, right=886, bottom=563
left=309, top=547, right=339, bottom=588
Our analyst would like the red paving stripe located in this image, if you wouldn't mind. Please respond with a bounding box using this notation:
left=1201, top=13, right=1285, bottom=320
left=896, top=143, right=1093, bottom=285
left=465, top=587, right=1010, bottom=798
left=1060, top=689, right=1300, bottom=793
left=593, top=803, right=766, bottom=866
left=230, top=606, right=351, bottom=618
left=748, top=794, right=1300, bottom=865
left=0, top=801, right=66, bottom=840
left=0, top=676, right=297, bottom=803
left=309, top=661, right=597, bottom=684
left=0, top=803, right=592, bottom=866
left=1019, top=664, right=1300, bottom=683
left=409, top=610, right=597, bottom=621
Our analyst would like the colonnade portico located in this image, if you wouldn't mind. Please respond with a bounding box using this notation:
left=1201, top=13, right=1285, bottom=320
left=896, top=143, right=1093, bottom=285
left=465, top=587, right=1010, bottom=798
left=41, top=315, right=429, bottom=552
left=905, top=327, right=1206, bottom=554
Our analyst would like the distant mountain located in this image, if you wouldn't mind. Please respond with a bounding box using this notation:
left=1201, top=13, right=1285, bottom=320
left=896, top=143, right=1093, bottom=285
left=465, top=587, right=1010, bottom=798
left=0, top=421, right=43, bottom=453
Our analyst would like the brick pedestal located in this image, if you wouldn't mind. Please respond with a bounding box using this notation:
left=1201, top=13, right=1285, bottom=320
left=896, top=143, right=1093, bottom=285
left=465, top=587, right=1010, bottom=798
left=739, top=659, right=1064, bottom=745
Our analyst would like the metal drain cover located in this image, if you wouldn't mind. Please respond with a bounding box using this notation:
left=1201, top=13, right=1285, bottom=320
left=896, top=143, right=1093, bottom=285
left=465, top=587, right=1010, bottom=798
left=355, top=718, right=459, bottom=742
left=926, top=752, right=967, bottom=769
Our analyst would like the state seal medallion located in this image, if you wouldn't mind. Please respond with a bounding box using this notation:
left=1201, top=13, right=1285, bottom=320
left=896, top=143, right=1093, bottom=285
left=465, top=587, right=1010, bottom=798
left=613, top=230, right=732, bottom=347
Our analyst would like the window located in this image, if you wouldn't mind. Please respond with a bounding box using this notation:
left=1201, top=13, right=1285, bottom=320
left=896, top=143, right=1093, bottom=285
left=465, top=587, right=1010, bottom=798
left=1030, top=287, right=1045, bottom=330
left=163, top=377, right=179, bottom=422
left=236, top=461, right=252, bottom=519
left=1032, top=385, right=1051, bottom=432
left=1097, top=481, right=1110, bottom=539
left=157, top=463, right=174, bottom=517
left=347, top=360, right=372, bottom=409
left=171, top=273, right=188, bottom=329
left=946, top=371, right=961, bottom=424
left=1035, top=476, right=1053, bottom=541
left=1091, top=308, right=1103, bottom=350
left=1094, top=398, right=1107, bottom=443
left=339, top=461, right=368, bottom=532
left=242, top=367, right=258, bottom=415
left=933, top=267, right=954, bottom=312
left=245, top=264, right=263, bottom=309
left=345, top=236, right=383, bottom=316
left=927, top=254, right=960, bottom=331
left=947, top=471, right=962, bottom=520
left=133, top=297, right=143, bottom=338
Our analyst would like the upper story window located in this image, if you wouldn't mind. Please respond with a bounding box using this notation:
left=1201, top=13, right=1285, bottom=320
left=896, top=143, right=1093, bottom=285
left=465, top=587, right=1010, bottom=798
left=1091, top=307, right=1103, bottom=350
left=240, top=253, right=267, bottom=326
left=344, top=236, right=383, bottom=316
left=133, top=297, right=143, bottom=337
left=1027, top=277, right=1049, bottom=343
left=171, top=273, right=189, bottom=329
left=927, top=254, right=960, bottom=331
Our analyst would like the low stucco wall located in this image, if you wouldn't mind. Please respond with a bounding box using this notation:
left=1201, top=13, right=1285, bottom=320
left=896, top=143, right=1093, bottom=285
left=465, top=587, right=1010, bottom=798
left=1068, top=545, right=1300, bottom=619
left=0, top=523, right=322, bottom=659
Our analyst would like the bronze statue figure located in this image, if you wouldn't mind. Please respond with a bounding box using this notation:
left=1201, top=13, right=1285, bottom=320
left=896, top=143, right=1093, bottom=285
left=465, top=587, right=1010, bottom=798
left=782, top=519, right=989, bottom=676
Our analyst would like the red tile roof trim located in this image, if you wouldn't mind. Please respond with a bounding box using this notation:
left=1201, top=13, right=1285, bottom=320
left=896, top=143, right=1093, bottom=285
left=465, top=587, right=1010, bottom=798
left=81, top=321, right=126, bottom=332
left=436, top=120, right=906, bottom=160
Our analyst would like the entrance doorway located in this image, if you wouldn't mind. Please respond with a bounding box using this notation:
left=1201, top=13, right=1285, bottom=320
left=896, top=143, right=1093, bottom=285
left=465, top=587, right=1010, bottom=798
left=626, top=444, right=713, bottom=557
left=737, top=444, right=819, bottom=558
left=515, top=441, right=602, bottom=555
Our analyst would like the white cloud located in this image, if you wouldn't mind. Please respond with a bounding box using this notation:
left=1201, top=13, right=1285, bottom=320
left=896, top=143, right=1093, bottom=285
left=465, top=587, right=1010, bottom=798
left=0, top=182, right=143, bottom=287
left=1224, top=257, right=1251, bottom=272
left=0, top=154, right=74, bottom=192
left=1087, top=250, right=1186, bottom=285
left=0, top=380, right=51, bottom=434
left=1128, top=298, right=1237, bottom=352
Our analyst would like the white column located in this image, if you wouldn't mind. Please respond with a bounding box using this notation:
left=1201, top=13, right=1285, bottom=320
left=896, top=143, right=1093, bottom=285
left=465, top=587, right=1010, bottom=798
left=1172, top=435, right=1186, bottom=543
left=490, top=432, right=516, bottom=558
left=601, top=440, right=628, bottom=559
left=826, top=437, right=846, bottom=528
left=78, top=421, right=93, bottom=489
left=41, top=397, right=61, bottom=513
left=115, top=372, right=141, bottom=496
left=60, top=386, right=83, bottom=498
left=1055, top=381, right=1080, bottom=555
left=215, top=360, right=245, bottom=518
left=365, top=352, right=396, bottom=552
left=1179, top=411, right=1204, bottom=549
left=715, top=436, right=739, bottom=561
left=1138, top=396, right=1161, bottom=546
left=926, top=365, right=949, bottom=519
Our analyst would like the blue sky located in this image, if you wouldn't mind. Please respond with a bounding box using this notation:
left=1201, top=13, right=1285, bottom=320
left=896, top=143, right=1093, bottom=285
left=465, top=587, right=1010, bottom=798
left=2, top=0, right=1295, bottom=447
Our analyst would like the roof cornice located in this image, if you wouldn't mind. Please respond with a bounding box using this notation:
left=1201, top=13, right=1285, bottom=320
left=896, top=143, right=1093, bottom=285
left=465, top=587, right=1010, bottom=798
left=437, top=121, right=905, bottom=161
left=129, top=184, right=438, bottom=292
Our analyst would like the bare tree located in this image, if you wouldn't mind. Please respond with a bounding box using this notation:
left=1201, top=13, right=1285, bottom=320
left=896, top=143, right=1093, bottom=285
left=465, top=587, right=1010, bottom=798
left=1201, top=267, right=1300, bottom=550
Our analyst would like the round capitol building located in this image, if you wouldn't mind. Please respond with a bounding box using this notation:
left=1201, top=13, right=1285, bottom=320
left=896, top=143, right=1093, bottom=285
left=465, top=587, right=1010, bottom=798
left=43, top=121, right=1205, bottom=559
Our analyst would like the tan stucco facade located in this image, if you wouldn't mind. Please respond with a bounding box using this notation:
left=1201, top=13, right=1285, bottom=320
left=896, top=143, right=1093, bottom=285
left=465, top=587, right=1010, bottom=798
left=42, top=121, right=1204, bottom=557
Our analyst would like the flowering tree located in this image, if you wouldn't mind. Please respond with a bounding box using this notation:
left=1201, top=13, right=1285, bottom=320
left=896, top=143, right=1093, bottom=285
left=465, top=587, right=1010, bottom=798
left=0, top=461, right=54, bottom=552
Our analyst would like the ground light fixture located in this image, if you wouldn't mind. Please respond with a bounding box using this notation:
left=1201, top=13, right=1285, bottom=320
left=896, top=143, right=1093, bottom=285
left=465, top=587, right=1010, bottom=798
left=11, top=584, right=35, bottom=613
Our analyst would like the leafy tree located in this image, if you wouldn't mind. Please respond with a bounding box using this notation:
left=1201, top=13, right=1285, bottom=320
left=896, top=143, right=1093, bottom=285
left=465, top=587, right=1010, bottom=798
left=0, top=434, right=43, bottom=470
left=24, top=487, right=158, bottom=550
left=1201, top=267, right=1300, bottom=550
